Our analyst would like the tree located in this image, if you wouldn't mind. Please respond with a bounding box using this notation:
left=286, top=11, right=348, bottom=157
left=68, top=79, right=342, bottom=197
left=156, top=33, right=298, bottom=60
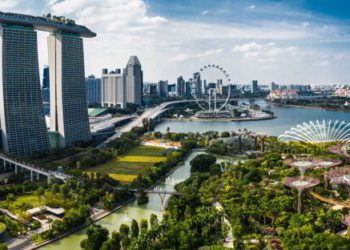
left=60, top=184, right=70, bottom=200
left=190, top=154, right=217, bottom=173
left=140, top=219, right=148, bottom=232
left=119, top=224, right=130, bottom=238
left=150, top=214, right=158, bottom=229
left=131, top=219, right=139, bottom=238
left=34, top=187, right=45, bottom=202
left=0, top=244, right=8, bottom=250
left=101, top=232, right=122, bottom=250
left=221, top=131, right=230, bottom=138
left=81, top=224, right=109, bottom=250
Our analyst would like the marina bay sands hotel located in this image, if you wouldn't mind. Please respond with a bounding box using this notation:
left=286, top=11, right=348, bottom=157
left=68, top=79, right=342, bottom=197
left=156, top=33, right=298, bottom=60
left=0, top=12, right=96, bottom=157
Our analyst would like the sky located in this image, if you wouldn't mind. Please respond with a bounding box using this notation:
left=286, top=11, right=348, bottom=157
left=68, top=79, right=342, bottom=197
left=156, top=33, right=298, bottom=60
left=2, top=0, right=350, bottom=85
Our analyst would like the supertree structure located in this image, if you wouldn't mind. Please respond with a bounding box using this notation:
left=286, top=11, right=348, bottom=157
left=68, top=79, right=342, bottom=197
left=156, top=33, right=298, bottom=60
left=282, top=176, right=320, bottom=213
left=343, top=214, right=350, bottom=237
left=283, top=158, right=316, bottom=178
left=327, top=167, right=350, bottom=197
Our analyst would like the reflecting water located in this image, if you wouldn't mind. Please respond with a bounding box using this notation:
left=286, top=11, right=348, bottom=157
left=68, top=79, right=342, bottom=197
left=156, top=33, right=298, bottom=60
left=155, top=99, right=350, bottom=136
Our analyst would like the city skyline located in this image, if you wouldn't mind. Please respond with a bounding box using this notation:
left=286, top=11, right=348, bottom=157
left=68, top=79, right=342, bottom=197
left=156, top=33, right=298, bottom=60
left=3, top=0, right=350, bottom=85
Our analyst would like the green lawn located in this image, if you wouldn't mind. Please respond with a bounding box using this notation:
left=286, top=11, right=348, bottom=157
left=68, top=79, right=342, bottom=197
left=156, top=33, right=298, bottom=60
left=86, top=145, right=167, bottom=183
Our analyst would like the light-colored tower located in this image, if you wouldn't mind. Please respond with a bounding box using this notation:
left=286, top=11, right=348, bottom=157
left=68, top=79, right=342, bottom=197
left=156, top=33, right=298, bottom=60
left=48, top=33, right=91, bottom=147
left=0, top=24, right=50, bottom=156
left=124, top=56, right=143, bottom=105
left=101, top=69, right=126, bottom=108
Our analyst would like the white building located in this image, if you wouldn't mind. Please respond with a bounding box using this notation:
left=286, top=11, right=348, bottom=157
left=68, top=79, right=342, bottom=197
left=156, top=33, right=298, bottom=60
left=101, top=69, right=126, bottom=108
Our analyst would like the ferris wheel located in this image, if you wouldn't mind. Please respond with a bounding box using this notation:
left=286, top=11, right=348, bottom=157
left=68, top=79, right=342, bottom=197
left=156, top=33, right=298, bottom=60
left=192, top=64, right=231, bottom=113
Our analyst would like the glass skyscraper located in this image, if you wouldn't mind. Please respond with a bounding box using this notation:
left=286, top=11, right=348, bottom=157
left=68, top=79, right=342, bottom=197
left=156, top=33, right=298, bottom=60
left=0, top=24, right=50, bottom=156
left=48, top=33, right=91, bottom=147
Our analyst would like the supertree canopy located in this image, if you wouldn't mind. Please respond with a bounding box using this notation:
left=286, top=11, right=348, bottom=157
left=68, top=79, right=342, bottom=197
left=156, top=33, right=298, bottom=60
left=282, top=176, right=320, bottom=213
left=327, top=167, right=350, bottom=187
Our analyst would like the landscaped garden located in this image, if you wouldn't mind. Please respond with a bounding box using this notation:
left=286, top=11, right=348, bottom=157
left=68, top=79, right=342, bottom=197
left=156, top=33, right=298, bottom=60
left=86, top=145, right=167, bottom=183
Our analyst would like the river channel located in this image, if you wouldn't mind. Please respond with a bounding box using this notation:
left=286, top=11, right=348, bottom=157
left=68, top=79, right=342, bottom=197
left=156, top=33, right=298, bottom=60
left=40, top=151, right=219, bottom=249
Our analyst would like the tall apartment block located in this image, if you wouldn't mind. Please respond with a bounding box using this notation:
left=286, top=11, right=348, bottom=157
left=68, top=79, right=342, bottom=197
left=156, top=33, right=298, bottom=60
left=124, top=56, right=143, bottom=105
left=177, top=76, right=185, bottom=97
left=0, top=24, right=50, bottom=156
left=86, top=75, right=101, bottom=104
left=158, top=80, right=169, bottom=98
left=193, top=72, right=202, bottom=98
left=48, top=33, right=91, bottom=147
left=101, top=69, right=126, bottom=108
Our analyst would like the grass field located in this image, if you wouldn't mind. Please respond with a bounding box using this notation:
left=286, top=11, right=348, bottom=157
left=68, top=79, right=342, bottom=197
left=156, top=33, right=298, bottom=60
left=87, top=145, right=167, bottom=183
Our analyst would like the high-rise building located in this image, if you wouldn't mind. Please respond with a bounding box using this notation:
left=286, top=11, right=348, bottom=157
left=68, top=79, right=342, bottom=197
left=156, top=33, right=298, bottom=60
left=252, top=80, right=258, bottom=93
left=48, top=33, right=91, bottom=147
left=85, top=75, right=101, bottom=104
left=203, top=80, right=207, bottom=95
left=124, top=56, right=143, bottom=106
left=158, top=80, right=169, bottom=98
left=270, top=82, right=278, bottom=91
left=177, top=76, right=186, bottom=97
left=101, top=69, right=126, bottom=108
left=0, top=24, right=50, bottom=156
left=193, top=72, right=202, bottom=97
left=42, top=65, right=50, bottom=89
left=185, top=81, right=192, bottom=97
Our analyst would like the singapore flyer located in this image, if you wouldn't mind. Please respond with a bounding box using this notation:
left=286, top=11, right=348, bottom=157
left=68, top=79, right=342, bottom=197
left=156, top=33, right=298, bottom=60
left=192, top=64, right=233, bottom=119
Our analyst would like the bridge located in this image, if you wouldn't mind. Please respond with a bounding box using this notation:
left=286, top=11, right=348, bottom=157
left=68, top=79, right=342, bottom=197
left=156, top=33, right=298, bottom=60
left=0, top=153, right=70, bottom=183
left=99, top=98, right=242, bottom=146
left=114, top=187, right=182, bottom=205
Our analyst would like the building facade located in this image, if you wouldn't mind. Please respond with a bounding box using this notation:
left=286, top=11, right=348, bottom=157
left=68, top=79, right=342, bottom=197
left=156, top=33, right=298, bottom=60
left=85, top=75, right=101, bottom=104
left=124, top=56, right=143, bottom=105
left=48, top=33, right=91, bottom=147
left=177, top=76, right=185, bottom=97
left=193, top=72, right=202, bottom=98
left=252, top=80, right=258, bottom=93
left=101, top=69, right=126, bottom=108
left=0, top=24, right=50, bottom=156
left=158, top=80, right=169, bottom=98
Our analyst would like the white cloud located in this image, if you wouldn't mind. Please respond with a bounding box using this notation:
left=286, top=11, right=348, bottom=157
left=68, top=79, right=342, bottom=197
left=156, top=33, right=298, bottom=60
left=2, top=0, right=348, bottom=84
left=232, top=42, right=301, bottom=62
left=170, top=48, right=224, bottom=62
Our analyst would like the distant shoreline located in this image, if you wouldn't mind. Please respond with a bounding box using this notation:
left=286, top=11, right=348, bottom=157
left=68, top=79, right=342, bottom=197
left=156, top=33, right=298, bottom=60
left=162, top=115, right=277, bottom=122
left=271, top=102, right=350, bottom=112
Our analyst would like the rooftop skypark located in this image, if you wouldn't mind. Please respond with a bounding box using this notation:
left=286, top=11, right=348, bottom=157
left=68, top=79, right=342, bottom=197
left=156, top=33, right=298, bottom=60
left=0, top=11, right=96, bottom=37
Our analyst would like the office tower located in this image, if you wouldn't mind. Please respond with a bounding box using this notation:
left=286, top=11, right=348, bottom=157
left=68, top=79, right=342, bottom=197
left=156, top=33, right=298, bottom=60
left=124, top=56, right=143, bottom=105
left=177, top=76, right=186, bottom=97
left=252, top=80, right=258, bottom=93
left=0, top=24, right=50, bottom=156
left=149, top=84, right=158, bottom=96
left=48, top=33, right=91, bottom=147
left=168, top=84, right=176, bottom=93
left=193, top=72, right=202, bottom=97
left=158, top=80, right=169, bottom=98
left=203, top=80, right=207, bottom=95
left=42, top=65, right=50, bottom=89
left=85, top=75, right=101, bottom=104
left=185, top=81, right=192, bottom=97
left=101, top=69, right=126, bottom=108
left=270, top=82, right=278, bottom=91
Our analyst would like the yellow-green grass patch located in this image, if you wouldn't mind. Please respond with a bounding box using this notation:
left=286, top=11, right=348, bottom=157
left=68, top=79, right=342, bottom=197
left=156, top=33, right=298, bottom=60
left=85, top=145, right=167, bottom=179
left=108, top=174, right=138, bottom=183
left=117, top=155, right=166, bottom=163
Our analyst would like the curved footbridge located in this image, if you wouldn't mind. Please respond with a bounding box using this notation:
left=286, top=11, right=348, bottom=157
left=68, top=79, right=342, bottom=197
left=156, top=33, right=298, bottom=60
left=113, top=187, right=181, bottom=205
left=309, top=191, right=350, bottom=208
left=0, top=153, right=70, bottom=183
